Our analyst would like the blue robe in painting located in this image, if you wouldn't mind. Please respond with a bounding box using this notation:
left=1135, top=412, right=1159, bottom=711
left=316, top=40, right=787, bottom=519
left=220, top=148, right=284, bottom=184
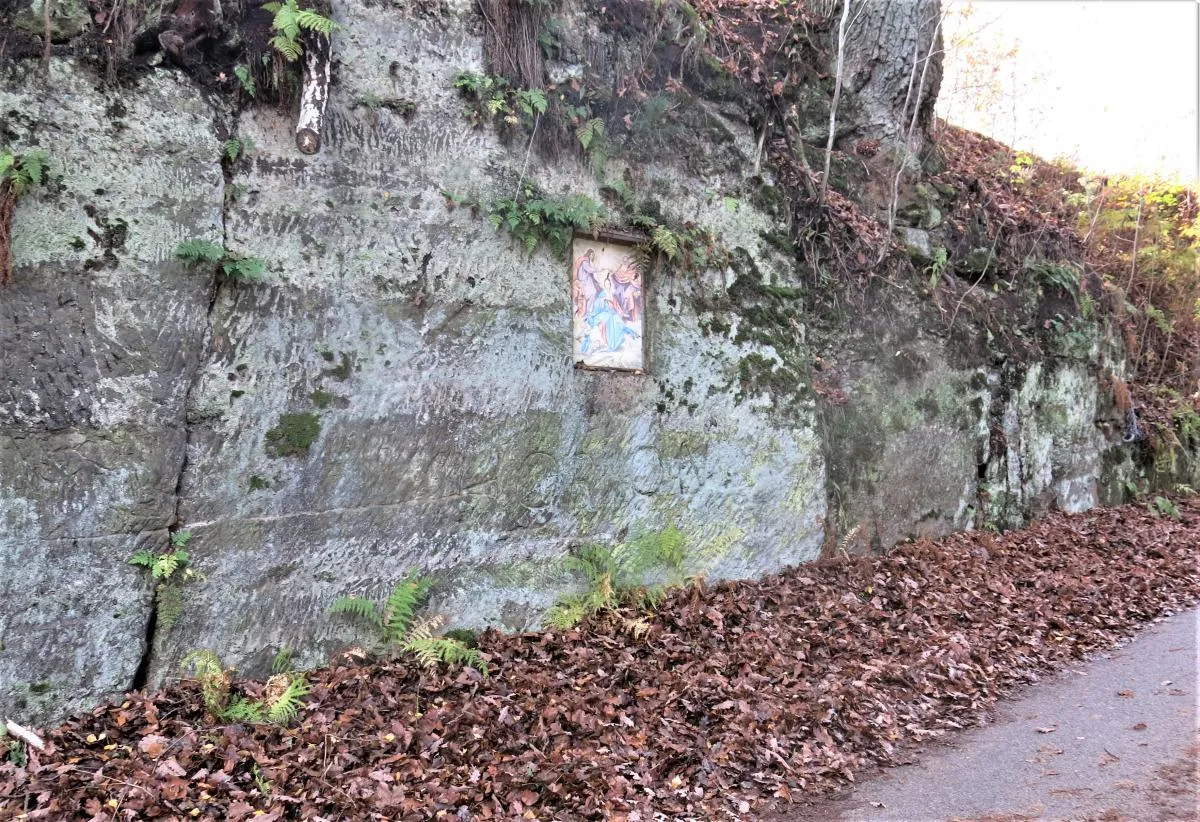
left=581, top=288, right=638, bottom=354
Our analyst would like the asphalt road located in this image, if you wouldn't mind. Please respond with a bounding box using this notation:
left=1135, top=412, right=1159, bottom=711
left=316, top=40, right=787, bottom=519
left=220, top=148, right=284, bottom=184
left=799, top=606, right=1199, bottom=822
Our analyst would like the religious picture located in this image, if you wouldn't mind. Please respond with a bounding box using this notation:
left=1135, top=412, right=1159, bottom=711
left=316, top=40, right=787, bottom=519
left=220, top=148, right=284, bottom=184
left=571, top=234, right=646, bottom=372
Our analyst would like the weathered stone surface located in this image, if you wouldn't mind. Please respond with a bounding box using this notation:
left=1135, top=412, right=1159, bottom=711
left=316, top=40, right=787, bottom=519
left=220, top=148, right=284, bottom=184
left=0, top=1, right=1187, bottom=724
left=146, top=3, right=826, bottom=679
left=0, top=62, right=223, bottom=723
left=13, top=0, right=91, bottom=41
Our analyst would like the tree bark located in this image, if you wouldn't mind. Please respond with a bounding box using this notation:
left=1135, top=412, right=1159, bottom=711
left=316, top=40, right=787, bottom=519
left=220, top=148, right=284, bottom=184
left=840, top=0, right=943, bottom=152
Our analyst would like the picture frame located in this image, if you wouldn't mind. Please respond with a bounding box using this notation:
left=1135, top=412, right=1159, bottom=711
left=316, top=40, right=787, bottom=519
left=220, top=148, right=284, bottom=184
left=570, top=230, right=649, bottom=374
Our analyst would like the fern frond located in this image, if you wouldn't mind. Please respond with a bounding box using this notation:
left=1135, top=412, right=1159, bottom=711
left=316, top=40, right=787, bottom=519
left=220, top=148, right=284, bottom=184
left=295, top=8, right=336, bottom=33
left=14, top=151, right=46, bottom=194
left=233, top=65, right=256, bottom=97
left=652, top=225, right=680, bottom=260
left=128, top=549, right=154, bottom=568
left=223, top=255, right=266, bottom=281
left=181, top=650, right=230, bottom=716
left=328, top=595, right=382, bottom=627
left=544, top=596, right=589, bottom=630
left=405, top=614, right=445, bottom=644
left=174, top=239, right=225, bottom=264
left=381, top=574, right=432, bottom=644
left=171, top=530, right=192, bottom=548
left=577, top=117, right=604, bottom=150
left=265, top=675, right=311, bottom=723
left=151, top=550, right=186, bottom=579
left=621, top=616, right=651, bottom=639
left=403, top=636, right=488, bottom=677
left=223, top=697, right=266, bottom=724
left=270, top=35, right=303, bottom=61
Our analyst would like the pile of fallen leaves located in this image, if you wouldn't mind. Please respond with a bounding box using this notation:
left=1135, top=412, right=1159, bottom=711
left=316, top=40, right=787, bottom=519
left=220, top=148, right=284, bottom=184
left=3, top=499, right=1198, bottom=820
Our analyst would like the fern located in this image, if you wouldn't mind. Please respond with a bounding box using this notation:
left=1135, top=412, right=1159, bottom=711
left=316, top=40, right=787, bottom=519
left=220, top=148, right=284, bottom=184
left=514, top=88, right=547, bottom=118
left=152, top=549, right=188, bottom=579
left=329, top=573, right=432, bottom=644
left=381, top=574, right=433, bottom=644
left=223, top=697, right=266, bottom=723
left=0, top=149, right=48, bottom=197
left=576, top=117, right=604, bottom=150
left=182, top=650, right=231, bottom=716
left=223, top=136, right=255, bottom=163
left=174, top=239, right=225, bottom=263
left=233, top=65, right=256, bottom=97
left=263, top=0, right=338, bottom=62
left=544, top=596, right=590, bottom=630
left=171, top=530, right=192, bottom=549
left=544, top=526, right=689, bottom=629
left=129, top=547, right=189, bottom=580
left=402, top=617, right=487, bottom=676
left=128, top=549, right=155, bottom=569
left=652, top=225, right=680, bottom=260
left=222, top=254, right=266, bottom=282
left=265, top=674, right=311, bottom=722
left=329, top=595, right=382, bottom=626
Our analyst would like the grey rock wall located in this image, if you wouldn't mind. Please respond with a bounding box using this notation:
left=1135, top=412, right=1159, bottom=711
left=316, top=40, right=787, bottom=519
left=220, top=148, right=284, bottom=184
left=0, top=63, right=223, bottom=720
left=0, top=2, right=1165, bottom=725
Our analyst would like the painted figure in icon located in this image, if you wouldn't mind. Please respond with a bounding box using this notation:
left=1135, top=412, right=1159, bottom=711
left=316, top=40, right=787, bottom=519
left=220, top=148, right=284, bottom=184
left=572, top=239, right=645, bottom=370
left=573, top=248, right=601, bottom=319
left=582, top=269, right=639, bottom=355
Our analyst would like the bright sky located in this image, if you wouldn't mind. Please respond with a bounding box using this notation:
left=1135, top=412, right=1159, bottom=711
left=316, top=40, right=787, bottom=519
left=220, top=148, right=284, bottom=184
left=937, top=0, right=1199, bottom=183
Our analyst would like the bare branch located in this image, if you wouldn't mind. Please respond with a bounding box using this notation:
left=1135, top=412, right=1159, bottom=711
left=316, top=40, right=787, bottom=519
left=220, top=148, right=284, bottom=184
left=819, top=0, right=853, bottom=205
left=4, top=719, right=45, bottom=750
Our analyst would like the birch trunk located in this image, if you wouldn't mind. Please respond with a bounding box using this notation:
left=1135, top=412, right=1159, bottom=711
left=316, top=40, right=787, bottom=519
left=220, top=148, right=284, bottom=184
left=295, top=31, right=331, bottom=155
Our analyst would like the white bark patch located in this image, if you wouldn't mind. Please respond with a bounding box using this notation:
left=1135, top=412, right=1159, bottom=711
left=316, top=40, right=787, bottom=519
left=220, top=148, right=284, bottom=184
left=295, top=33, right=331, bottom=154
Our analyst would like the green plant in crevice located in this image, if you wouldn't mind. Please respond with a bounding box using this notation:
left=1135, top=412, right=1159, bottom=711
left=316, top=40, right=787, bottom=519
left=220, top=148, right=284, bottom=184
left=174, top=238, right=267, bottom=283
left=452, top=71, right=549, bottom=131
left=233, top=64, right=257, bottom=97
left=926, top=246, right=949, bottom=290
left=329, top=574, right=488, bottom=676
left=128, top=530, right=193, bottom=580
left=444, top=184, right=607, bottom=259
left=1, top=148, right=49, bottom=286
left=129, top=530, right=202, bottom=631
left=1026, top=259, right=1081, bottom=300
left=602, top=178, right=731, bottom=273
left=544, top=525, right=687, bottom=630
left=222, top=135, right=256, bottom=165
left=263, top=0, right=338, bottom=62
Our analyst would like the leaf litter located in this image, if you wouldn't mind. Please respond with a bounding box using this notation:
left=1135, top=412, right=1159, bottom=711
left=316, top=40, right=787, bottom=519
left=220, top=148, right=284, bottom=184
left=1, top=498, right=1197, bottom=819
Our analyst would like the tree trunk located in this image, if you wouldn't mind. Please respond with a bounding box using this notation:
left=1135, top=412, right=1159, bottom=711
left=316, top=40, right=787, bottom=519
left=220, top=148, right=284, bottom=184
left=295, top=31, right=332, bottom=155
left=840, top=0, right=943, bottom=153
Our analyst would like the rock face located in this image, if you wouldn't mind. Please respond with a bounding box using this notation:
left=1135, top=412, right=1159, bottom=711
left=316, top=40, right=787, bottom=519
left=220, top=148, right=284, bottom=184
left=0, top=63, right=222, bottom=720
left=0, top=0, right=1185, bottom=724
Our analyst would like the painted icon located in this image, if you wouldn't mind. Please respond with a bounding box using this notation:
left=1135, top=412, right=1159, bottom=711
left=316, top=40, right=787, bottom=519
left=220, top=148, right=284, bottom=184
left=572, top=235, right=645, bottom=372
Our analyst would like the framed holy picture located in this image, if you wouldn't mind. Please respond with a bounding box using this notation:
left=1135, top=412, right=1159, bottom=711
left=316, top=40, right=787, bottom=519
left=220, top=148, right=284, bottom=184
left=571, top=232, right=647, bottom=373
